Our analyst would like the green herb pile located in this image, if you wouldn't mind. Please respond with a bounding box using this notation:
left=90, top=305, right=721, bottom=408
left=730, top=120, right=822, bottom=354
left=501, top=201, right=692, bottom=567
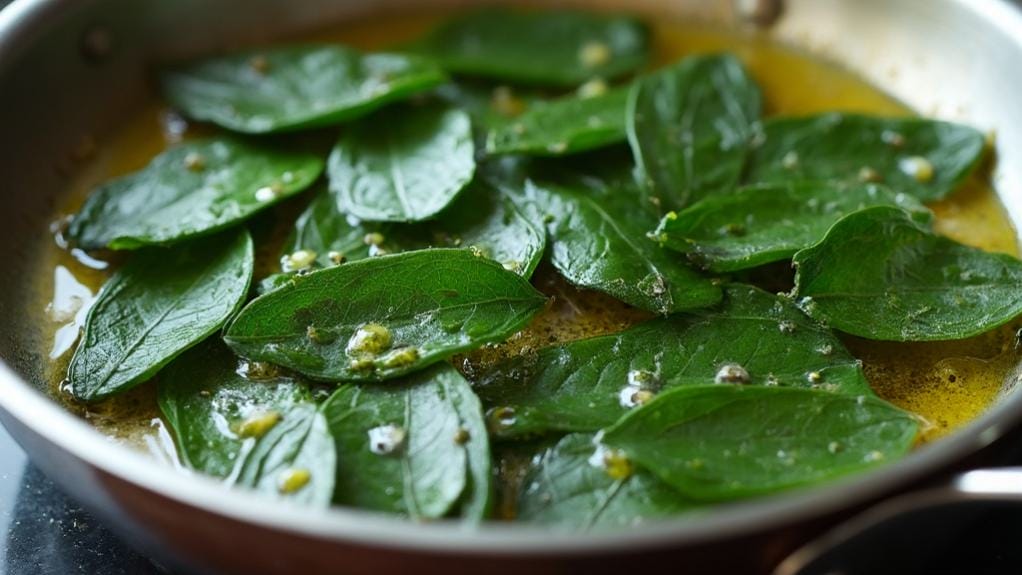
left=62, top=9, right=1015, bottom=529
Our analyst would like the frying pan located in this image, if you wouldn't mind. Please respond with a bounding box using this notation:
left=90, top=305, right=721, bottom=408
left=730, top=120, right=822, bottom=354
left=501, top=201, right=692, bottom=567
left=2, top=0, right=1022, bottom=573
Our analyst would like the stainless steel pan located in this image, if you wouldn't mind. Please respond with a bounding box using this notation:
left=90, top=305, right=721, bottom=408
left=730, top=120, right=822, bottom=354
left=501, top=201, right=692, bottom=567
left=2, top=1, right=1022, bottom=573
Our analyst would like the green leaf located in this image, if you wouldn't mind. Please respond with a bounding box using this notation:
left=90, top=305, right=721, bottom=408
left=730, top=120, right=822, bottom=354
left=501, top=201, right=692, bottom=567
left=415, top=9, right=649, bottom=87
left=224, top=249, right=547, bottom=381
left=626, top=54, right=763, bottom=210
left=486, top=85, right=629, bottom=156
left=281, top=179, right=544, bottom=278
left=157, top=341, right=335, bottom=506
left=528, top=172, right=721, bottom=314
left=68, top=230, right=253, bottom=402
left=793, top=206, right=1022, bottom=341
left=322, top=364, right=491, bottom=519
left=435, top=175, right=548, bottom=277
left=68, top=137, right=323, bottom=250
left=602, top=385, right=919, bottom=501
left=744, top=113, right=986, bottom=202
left=517, top=433, right=695, bottom=530
left=477, top=285, right=870, bottom=439
left=161, top=45, right=447, bottom=134
left=329, top=104, right=475, bottom=222
left=654, top=182, right=932, bottom=272
left=433, top=81, right=544, bottom=132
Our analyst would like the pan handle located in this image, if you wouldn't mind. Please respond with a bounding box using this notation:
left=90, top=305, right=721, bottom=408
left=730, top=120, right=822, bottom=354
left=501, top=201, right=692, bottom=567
left=772, top=467, right=1022, bottom=575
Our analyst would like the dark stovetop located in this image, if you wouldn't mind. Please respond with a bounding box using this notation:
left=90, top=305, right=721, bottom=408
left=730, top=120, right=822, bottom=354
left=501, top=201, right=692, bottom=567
left=0, top=425, right=160, bottom=575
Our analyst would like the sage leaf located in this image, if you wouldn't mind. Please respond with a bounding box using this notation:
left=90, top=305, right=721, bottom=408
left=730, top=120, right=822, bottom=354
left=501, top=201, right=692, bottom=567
left=528, top=173, right=721, bottom=314
left=415, top=9, right=649, bottom=87
left=282, top=180, right=544, bottom=276
left=224, top=249, right=547, bottom=381
left=486, top=85, right=629, bottom=156
left=517, top=433, right=695, bottom=530
left=432, top=175, right=547, bottom=277
left=477, top=285, right=870, bottom=439
left=603, top=385, right=919, bottom=501
left=161, top=45, right=447, bottom=134
left=68, top=230, right=253, bottom=401
left=329, top=104, right=475, bottom=222
left=433, top=81, right=543, bottom=131
left=745, top=113, right=986, bottom=202
left=654, top=182, right=931, bottom=272
left=69, top=137, right=323, bottom=250
left=793, top=206, right=1022, bottom=341
left=322, top=364, right=490, bottom=520
left=627, top=54, right=762, bottom=210
left=158, top=341, right=335, bottom=506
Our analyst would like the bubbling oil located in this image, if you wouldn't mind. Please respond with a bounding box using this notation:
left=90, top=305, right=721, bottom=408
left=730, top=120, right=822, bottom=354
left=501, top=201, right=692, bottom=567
left=32, top=12, right=1020, bottom=460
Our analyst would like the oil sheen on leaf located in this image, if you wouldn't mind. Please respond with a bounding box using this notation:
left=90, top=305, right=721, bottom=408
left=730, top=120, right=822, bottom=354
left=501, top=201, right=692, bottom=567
left=161, top=45, right=447, bottom=133
left=68, top=230, right=253, bottom=401
left=282, top=178, right=544, bottom=277
left=329, top=104, right=475, bottom=222
left=793, top=206, right=1022, bottom=341
left=415, top=9, right=649, bottom=86
left=322, top=364, right=490, bottom=520
left=627, top=54, right=762, bottom=211
left=653, top=182, right=931, bottom=272
left=745, top=113, right=986, bottom=202
left=603, top=385, right=919, bottom=501
left=158, top=340, right=335, bottom=506
left=69, top=137, right=322, bottom=250
left=486, top=85, right=630, bottom=156
left=224, top=249, right=547, bottom=381
left=527, top=173, right=720, bottom=314
left=517, top=433, right=695, bottom=530
left=477, top=285, right=870, bottom=438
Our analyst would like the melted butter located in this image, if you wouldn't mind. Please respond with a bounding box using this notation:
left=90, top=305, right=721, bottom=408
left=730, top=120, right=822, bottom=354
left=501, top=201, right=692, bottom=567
left=844, top=327, right=1020, bottom=442
left=32, top=13, right=1020, bottom=455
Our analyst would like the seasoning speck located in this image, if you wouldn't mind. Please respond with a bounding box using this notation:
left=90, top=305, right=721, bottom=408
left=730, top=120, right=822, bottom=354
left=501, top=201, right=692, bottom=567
left=881, top=130, right=906, bottom=147
left=280, top=249, right=317, bottom=272
left=237, top=411, right=281, bottom=439
left=857, top=166, right=883, bottom=183
left=715, top=363, right=750, bottom=385
left=306, top=325, right=336, bottom=345
left=600, top=448, right=633, bottom=480
left=899, top=156, right=934, bottom=183
left=255, top=183, right=283, bottom=202
left=378, top=346, right=420, bottom=369
left=546, top=141, right=568, bottom=154
left=577, top=78, right=608, bottom=99
left=328, top=251, right=346, bottom=265
left=346, top=323, right=392, bottom=356
left=249, top=55, right=270, bottom=74
left=278, top=468, right=311, bottom=494
left=491, top=86, right=525, bottom=117
left=183, top=152, right=205, bottom=172
left=579, top=41, right=611, bottom=67
left=368, top=424, right=407, bottom=455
